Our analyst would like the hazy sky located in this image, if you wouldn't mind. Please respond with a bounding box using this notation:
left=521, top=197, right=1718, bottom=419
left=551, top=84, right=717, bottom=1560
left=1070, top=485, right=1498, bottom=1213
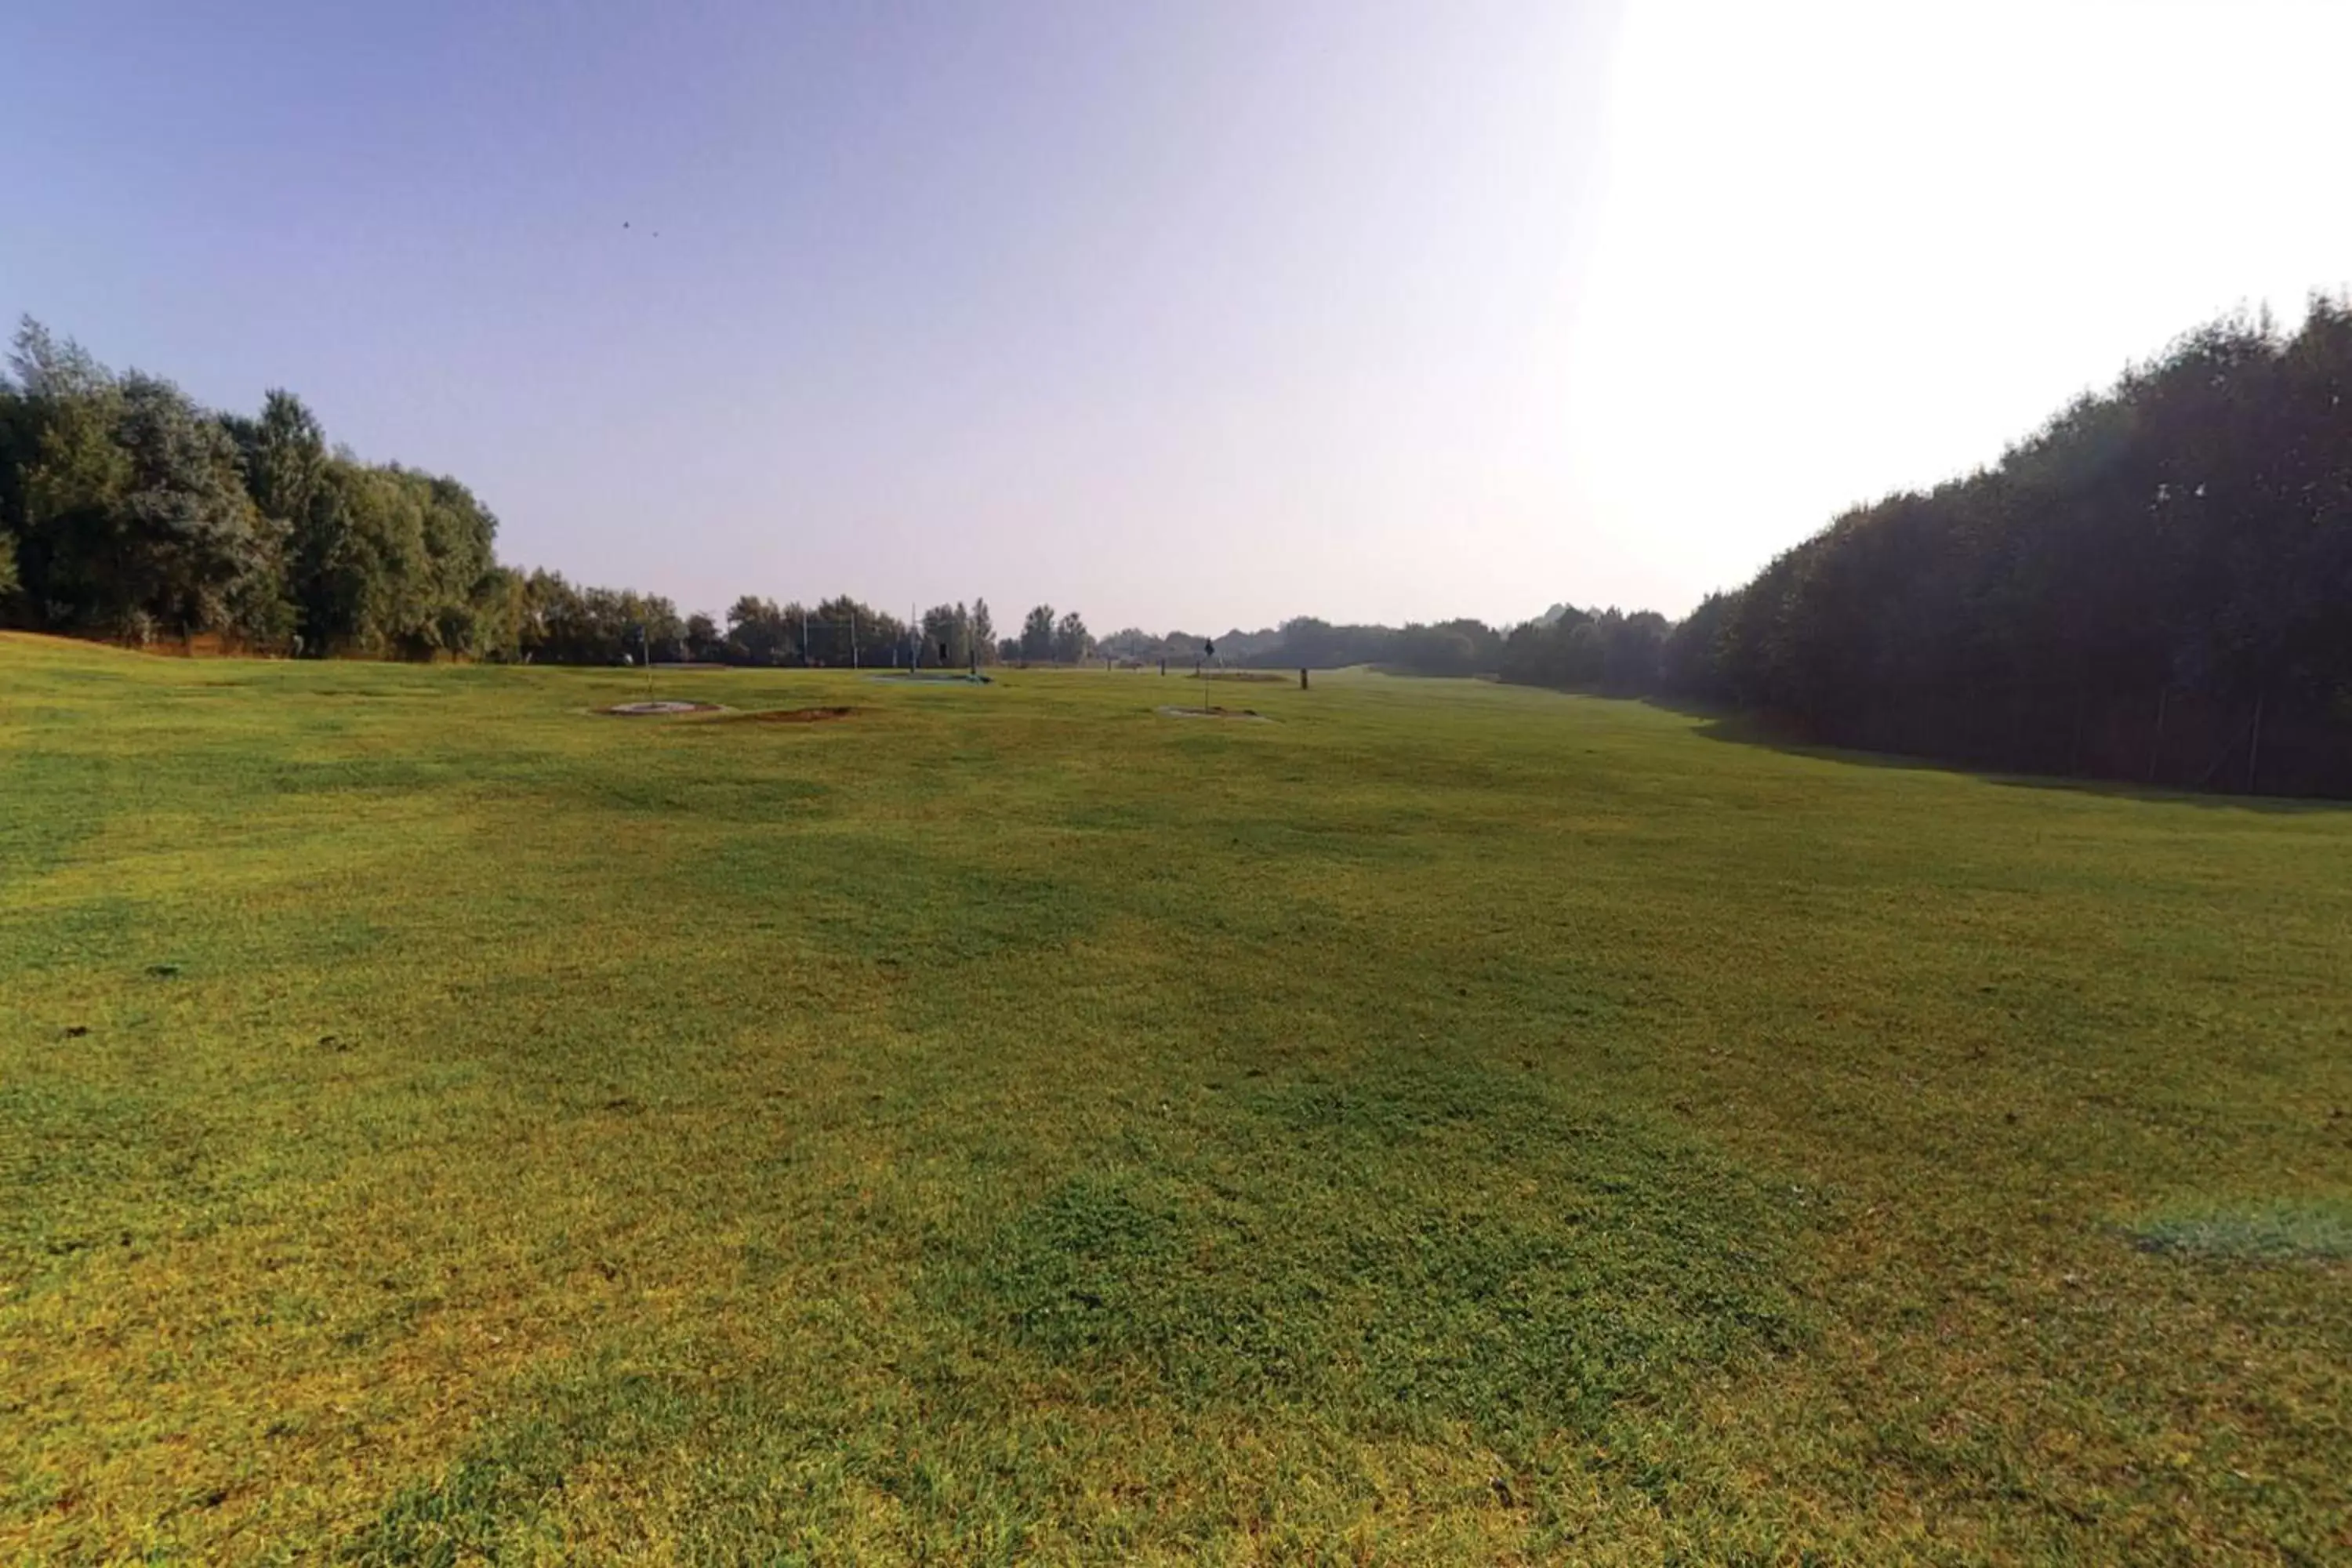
left=5, top=1, right=2349, bottom=631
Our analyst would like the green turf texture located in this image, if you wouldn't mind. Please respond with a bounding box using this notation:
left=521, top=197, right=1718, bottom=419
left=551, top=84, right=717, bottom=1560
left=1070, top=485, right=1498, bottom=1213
left=2, top=633, right=2347, bottom=1564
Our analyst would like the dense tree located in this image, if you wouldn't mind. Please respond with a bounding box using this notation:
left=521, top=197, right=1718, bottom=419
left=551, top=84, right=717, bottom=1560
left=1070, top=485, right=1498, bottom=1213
left=287, top=459, right=506, bottom=657
left=1166, top=615, right=1507, bottom=676
left=518, top=570, right=682, bottom=665
left=1658, top=593, right=1736, bottom=701
left=1019, top=604, right=1056, bottom=662
left=969, top=598, right=996, bottom=663
left=920, top=602, right=969, bottom=666
left=724, top=596, right=790, bottom=664
left=22, top=363, right=285, bottom=643
left=796, top=596, right=903, bottom=667
left=224, top=390, right=326, bottom=532
left=1661, top=301, right=2352, bottom=793
left=1, top=318, right=513, bottom=655
left=1052, top=609, right=1092, bottom=664
left=0, top=321, right=1118, bottom=679
left=1498, top=608, right=1665, bottom=694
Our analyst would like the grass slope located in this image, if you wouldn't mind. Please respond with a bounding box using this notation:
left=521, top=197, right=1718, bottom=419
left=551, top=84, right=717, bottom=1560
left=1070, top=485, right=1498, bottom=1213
left=2, top=632, right=2347, bottom=1564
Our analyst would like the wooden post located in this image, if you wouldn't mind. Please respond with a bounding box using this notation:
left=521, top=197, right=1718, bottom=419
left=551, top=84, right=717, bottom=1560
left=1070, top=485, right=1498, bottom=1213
left=1300, top=667, right=1309, bottom=690
left=2247, top=691, right=2265, bottom=794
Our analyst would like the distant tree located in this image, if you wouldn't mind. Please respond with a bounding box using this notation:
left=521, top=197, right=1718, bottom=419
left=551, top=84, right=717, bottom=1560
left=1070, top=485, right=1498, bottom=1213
left=1276, top=616, right=1344, bottom=668
left=800, top=596, right=902, bottom=668
left=920, top=602, right=966, bottom=666
left=230, top=390, right=328, bottom=532
left=0, top=371, right=28, bottom=608
left=724, top=595, right=779, bottom=663
left=517, top=570, right=682, bottom=664
left=1, top=320, right=528, bottom=658
left=684, top=612, right=721, bottom=660
left=970, top=597, right=996, bottom=662
left=1099, top=626, right=1172, bottom=662
left=1655, top=299, right=2352, bottom=792
left=7, top=319, right=133, bottom=631
left=1019, top=604, right=1056, bottom=662
left=1659, top=593, right=1736, bottom=701
left=1052, top=609, right=1091, bottom=663
left=85, top=372, right=285, bottom=641
left=1390, top=622, right=1477, bottom=677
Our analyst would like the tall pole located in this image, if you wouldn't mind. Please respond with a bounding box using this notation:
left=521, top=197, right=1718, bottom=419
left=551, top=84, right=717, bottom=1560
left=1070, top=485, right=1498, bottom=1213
left=2247, top=690, right=2266, bottom=794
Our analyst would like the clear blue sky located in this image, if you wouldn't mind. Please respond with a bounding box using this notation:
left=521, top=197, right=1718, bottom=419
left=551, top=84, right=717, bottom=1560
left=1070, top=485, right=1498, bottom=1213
left=6, top=2, right=2349, bottom=632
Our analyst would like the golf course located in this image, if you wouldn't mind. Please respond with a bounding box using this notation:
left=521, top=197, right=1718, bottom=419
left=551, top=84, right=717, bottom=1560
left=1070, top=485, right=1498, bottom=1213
left=2, top=632, right=2347, bottom=1564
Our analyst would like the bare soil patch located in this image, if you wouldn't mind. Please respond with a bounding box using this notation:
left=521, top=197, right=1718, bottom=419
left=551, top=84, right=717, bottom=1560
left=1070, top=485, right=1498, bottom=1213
left=1157, top=705, right=1273, bottom=722
left=723, top=706, right=858, bottom=724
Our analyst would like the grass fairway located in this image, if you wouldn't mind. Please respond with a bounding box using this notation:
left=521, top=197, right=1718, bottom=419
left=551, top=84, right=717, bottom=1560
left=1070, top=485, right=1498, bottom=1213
left=3, top=633, right=2347, bottom=1564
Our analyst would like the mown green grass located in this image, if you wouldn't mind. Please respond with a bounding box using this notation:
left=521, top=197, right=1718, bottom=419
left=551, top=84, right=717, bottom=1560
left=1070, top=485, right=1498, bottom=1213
left=2, top=632, right=2347, bottom=1564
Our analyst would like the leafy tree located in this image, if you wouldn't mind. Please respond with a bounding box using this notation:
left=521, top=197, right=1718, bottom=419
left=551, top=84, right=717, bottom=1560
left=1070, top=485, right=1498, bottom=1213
left=1052, top=609, right=1091, bottom=663
left=1662, top=299, right=2352, bottom=792
left=227, top=389, right=328, bottom=529
left=7, top=320, right=132, bottom=631
left=0, top=320, right=513, bottom=657
left=920, top=602, right=967, bottom=666
left=1019, top=604, right=1056, bottom=662
left=800, top=596, right=902, bottom=667
left=86, top=373, right=282, bottom=641
left=725, top=595, right=789, bottom=664
left=517, top=570, right=682, bottom=664
left=970, top=597, right=996, bottom=662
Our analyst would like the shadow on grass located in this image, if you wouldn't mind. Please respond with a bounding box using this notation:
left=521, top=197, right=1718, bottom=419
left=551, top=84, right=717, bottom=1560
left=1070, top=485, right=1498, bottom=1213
left=1643, top=698, right=2352, bottom=815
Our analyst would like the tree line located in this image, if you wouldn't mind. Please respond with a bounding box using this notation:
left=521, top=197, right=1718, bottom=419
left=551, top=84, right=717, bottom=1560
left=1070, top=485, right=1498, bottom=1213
left=12, top=302, right=2349, bottom=790
left=1095, top=612, right=1667, bottom=685
left=0, top=311, right=1680, bottom=684
left=1659, top=300, right=2352, bottom=794
left=0, top=318, right=1094, bottom=670
left=1099, top=301, right=2352, bottom=794
left=0, top=321, right=507, bottom=657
